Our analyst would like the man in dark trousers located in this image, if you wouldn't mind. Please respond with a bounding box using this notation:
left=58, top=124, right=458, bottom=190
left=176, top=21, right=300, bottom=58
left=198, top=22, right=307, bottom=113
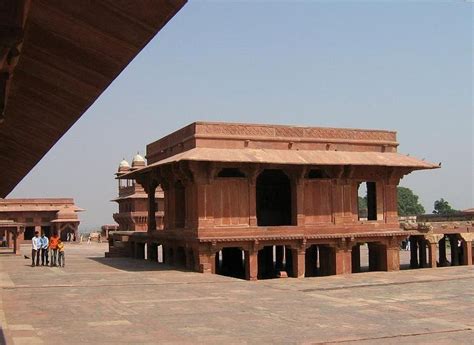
left=31, top=231, right=41, bottom=267
left=40, top=232, right=49, bottom=266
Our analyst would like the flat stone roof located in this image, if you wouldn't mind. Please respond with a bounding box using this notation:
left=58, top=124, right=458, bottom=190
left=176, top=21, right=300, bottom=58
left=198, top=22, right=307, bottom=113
left=147, top=122, right=400, bottom=163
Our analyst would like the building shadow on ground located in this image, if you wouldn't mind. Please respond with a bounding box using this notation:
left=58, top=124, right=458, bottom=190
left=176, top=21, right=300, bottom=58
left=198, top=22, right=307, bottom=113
left=89, top=257, right=191, bottom=273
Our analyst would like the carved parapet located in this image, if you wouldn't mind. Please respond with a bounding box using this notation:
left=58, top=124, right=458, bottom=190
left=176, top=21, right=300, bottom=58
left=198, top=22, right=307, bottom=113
left=400, top=222, right=418, bottom=231
left=417, top=222, right=433, bottom=233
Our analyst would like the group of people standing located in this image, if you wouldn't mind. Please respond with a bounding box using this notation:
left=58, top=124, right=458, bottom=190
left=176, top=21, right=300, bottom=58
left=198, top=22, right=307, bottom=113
left=31, top=231, right=65, bottom=267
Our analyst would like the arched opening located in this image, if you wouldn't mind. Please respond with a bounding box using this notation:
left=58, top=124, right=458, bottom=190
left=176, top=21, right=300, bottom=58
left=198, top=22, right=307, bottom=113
left=256, top=170, right=292, bottom=226
left=174, top=181, right=186, bottom=228
left=305, top=244, right=336, bottom=277
left=175, top=247, right=187, bottom=268
left=351, top=242, right=387, bottom=273
left=215, top=247, right=245, bottom=279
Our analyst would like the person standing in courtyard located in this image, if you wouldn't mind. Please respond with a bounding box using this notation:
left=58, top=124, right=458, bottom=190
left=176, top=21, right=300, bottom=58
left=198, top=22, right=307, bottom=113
left=31, top=231, right=41, bottom=267
left=49, top=232, right=60, bottom=266
left=40, top=232, right=49, bottom=266
left=57, top=239, right=65, bottom=268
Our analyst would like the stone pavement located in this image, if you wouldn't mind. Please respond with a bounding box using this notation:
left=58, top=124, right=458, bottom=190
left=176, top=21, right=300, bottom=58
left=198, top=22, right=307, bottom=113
left=0, top=243, right=472, bottom=345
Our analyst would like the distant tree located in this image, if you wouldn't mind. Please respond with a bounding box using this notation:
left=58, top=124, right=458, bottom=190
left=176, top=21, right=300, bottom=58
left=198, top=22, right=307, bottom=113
left=433, top=198, right=458, bottom=215
left=397, top=187, right=425, bottom=216
left=358, top=196, right=367, bottom=210
left=357, top=196, right=367, bottom=219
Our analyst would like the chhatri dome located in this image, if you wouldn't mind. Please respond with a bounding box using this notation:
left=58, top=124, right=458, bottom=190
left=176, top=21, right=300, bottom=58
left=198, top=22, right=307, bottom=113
left=118, top=158, right=130, bottom=172
left=131, top=152, right=146, bottom=168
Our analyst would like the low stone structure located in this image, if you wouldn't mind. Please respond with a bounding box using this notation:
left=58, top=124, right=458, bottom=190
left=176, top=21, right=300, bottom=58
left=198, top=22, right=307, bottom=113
left=401, top=213, right=474, bottom=268
left=0, top=198, right=83, bottom=248
left=107, top=122, right=441, bottom=280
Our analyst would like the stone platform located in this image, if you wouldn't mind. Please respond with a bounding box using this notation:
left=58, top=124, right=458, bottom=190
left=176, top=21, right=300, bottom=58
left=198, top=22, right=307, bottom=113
left=0, top=243, right=472, bottom=344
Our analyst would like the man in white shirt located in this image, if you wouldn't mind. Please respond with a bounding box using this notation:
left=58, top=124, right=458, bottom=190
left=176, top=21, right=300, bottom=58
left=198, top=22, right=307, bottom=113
left=31, top=231, right=41, bottom=267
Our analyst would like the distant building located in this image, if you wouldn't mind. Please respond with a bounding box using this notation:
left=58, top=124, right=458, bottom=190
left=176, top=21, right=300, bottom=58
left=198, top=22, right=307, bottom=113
left=112, top=153, right=164, bottom=232
left=0, top=198, right=83, bottom=250
left=101, top=224, right=119, bottom=240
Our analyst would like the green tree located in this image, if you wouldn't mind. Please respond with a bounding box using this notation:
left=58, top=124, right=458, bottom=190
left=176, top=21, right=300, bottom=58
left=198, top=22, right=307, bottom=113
left=433, top=198, right=458, bottom=215
left=397, top=187, right=425, bottom=216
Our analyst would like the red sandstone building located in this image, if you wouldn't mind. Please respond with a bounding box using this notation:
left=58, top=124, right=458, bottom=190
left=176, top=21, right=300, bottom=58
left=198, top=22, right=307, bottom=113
left=0, top=198, right=82, bottom=253
left=112, top=154, right=165, bottom=232
left=107, top=122, right=463, bottom=280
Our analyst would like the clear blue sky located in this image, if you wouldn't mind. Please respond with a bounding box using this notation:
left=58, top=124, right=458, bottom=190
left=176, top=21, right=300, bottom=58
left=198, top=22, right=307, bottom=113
left=10, top=1, right=473, bottom=231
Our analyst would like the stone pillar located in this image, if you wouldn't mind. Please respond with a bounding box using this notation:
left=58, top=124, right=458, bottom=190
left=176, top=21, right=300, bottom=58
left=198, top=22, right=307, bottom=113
left=13, top=230, right=19, bottom=255
left=409, top=237, right=419, bottom=269
left=291, top=248, right=306, bottom=278
left=198, top=251, right=215, bottom=274
left=461, top=241, right=472, bottom=266
left=245, top=250, right=258, bottom=281
left=439, top=237, right=448, bottom=266
left=428, top=242, right=437, bottom=268
left=351, top=244, right=361, bottom=273
left=385, top=245, right=399, bottom=271
left=335, top=245, right=352, bottom=275
left=248, top=170, right=258, bottom=227
left=293, top=173, right=306, bottom=226
left=147, top=183, right=157, bottom=233
left=275, top=245, right=284, bottom=272
left=449, top=235, right=459, bottom=266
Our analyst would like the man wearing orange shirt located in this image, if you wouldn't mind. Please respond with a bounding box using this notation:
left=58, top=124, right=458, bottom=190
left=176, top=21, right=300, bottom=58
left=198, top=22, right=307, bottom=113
left=49, top=232, right=60, bottom=267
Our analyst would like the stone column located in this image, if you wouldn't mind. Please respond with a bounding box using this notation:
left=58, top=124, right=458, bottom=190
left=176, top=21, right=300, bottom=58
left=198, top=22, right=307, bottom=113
left=351, top=244, right=361, bottom=273
left=245, top=249, right=258, bottom=281
left=439, top=237, right=448, bottom=266
left=409, top=236, right=419, bottom=269
left=335, top=245, right=352, bottom=275
left=247, top=169, right=259, bottom=227
left=385, top=245, right=399, bottom=271
left=428, top=242, right=437, bottom=268
left=459, top=234, right=473, bottom=266
left=198, top=250, right=215, bottom=274
left=13, top=230, right=19, bottom=255
left=147, top=183, right=157, bottom=233
left=462, top=241, right=472, bottom=266
left=291, top=248, right=306, bottom=278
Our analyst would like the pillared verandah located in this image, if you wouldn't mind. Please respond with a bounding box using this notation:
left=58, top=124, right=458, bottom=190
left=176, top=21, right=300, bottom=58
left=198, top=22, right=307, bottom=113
left=107, top=122, right=443, bottom=280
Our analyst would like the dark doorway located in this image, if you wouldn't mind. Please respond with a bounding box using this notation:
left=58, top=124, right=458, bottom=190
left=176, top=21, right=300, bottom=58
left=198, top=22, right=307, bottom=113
left=24, top=226, right=35, bottom=240
left=357, top=182, right=377, bottom=221
left=215, top=248, right=245, bottom=279
left=256, top=170, right=292, bottom=226
left=174, top=181, right=186, bottom=228
left=41, top=226, right=51, bottom=237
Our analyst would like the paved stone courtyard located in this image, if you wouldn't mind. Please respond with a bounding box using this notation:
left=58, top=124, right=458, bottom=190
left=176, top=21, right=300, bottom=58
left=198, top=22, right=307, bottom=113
left=0, top=243, right=472, bottom=345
